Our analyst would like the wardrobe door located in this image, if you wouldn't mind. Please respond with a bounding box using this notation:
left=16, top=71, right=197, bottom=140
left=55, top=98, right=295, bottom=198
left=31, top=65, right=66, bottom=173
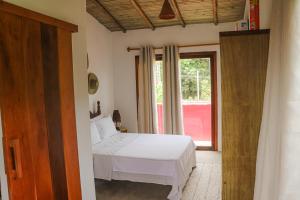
left=220, top=31, right=269, bottom=200
left=0, top=12, right=55, bottom=200
left=0, top=2, right=81, bottom=199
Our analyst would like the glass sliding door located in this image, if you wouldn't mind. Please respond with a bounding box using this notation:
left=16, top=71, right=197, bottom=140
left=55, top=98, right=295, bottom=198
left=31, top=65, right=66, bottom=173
left=179, top=54, right=215, bottom=149
left=154, top=60, right=164, bottom=133
left=152, top=52, right=217, bottom=150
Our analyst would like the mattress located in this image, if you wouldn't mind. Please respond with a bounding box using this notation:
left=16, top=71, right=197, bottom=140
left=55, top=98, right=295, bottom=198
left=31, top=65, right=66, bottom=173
left=92, top=133, right=196, bottom=200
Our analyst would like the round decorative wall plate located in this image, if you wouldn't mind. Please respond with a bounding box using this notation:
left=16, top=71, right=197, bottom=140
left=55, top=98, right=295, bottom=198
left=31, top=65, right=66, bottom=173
left=88, top=73, right=99, bottom=95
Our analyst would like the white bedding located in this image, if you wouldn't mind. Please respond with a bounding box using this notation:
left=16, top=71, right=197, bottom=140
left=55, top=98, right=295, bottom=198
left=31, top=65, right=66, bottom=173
left=93, top=133, right=196, bottom=200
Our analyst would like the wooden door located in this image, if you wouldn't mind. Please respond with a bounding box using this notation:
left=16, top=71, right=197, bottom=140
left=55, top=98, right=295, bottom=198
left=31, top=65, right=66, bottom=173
left=0, top=2, right=81, bottom=199
left=220, top=30, right=270, bottom=200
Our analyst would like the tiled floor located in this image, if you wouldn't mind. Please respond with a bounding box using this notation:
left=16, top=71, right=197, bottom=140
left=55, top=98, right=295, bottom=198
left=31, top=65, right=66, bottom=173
left=96, top=151, right=221, bottom=200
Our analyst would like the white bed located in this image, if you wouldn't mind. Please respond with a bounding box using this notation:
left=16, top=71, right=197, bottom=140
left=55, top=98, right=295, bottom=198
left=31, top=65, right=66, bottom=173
left=92, top=132, right=196, bottom=200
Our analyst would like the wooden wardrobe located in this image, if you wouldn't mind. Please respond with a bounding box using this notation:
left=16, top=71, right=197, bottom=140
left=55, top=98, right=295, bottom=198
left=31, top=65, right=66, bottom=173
left=220, top=30, right=270, bottom=200
left=0, top=2, right=81, bottom=199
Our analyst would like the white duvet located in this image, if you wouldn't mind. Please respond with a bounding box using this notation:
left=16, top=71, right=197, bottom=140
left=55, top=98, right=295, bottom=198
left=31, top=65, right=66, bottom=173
left=92, top=133, right=196, bottom=200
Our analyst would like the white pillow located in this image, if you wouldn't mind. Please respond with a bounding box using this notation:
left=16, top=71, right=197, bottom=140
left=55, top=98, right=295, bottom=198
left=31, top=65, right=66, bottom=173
left=90, top=122, right=102, bottom=145
left=95, top=116, right=117, bottom=139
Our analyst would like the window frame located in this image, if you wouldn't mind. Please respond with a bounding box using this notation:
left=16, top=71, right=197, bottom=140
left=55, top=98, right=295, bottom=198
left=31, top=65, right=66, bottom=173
left=135, top=51, right=218, bottom=151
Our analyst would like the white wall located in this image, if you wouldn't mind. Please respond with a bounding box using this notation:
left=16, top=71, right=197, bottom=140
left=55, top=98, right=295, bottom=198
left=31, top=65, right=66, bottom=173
left=112, top=23, right=237, bottom=151
left=86, top=13, right=115, bottom=115
left=1, top=1, right=96, bottom=199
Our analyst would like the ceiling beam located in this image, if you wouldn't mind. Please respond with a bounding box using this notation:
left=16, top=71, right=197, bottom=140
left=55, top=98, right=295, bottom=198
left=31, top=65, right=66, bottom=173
left=212, top=0, right=218, bottom=25
left=130, top=0, right=155, bottom=30
left=169, top=0, right=186, bottom=27
left=95, top=0, right=126, bottom=33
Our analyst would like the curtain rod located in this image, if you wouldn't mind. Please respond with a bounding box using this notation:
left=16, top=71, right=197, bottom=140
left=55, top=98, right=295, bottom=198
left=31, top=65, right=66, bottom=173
left=127, top=43, right=220, bottom=52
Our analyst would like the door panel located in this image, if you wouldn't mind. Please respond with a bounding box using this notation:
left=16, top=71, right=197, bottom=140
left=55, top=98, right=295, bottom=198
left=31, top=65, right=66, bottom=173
left=57, top=29, right=82, bottom=200
left=221, top=31, right=269, bottom=200
left=0, top=3, right=82, bottom=199
left=40, top=23, right=69, bottom=200
left=0, top=11, right=37, bottom=200
left=23, top=18, right=55, bottom=200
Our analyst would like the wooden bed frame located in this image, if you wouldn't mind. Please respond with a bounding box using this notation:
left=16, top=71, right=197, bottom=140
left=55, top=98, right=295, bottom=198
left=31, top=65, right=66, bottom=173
left=90, top=101, right=101, bottom=119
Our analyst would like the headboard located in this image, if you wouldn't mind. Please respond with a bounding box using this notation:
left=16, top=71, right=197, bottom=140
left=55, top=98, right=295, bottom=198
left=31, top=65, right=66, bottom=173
left=90, top=101, right=101, bottom=119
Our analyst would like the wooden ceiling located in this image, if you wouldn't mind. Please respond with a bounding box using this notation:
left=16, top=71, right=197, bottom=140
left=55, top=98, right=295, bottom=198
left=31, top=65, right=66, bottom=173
left=87, top=0, right=246, bottom=32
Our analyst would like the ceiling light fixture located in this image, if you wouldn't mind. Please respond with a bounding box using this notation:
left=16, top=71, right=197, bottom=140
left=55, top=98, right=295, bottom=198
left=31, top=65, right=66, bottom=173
left=159, top=0, right=175, bottom=20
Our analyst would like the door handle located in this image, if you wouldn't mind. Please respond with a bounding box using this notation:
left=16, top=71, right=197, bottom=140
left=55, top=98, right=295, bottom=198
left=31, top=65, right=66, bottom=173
left=223, top=181, right=227, bottom=200
left=9, top=139, right=22, bottom=179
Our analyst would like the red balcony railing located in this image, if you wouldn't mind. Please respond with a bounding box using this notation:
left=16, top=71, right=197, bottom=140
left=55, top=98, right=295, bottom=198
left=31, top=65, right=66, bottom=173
left=157, top=103, right=211, bottom=142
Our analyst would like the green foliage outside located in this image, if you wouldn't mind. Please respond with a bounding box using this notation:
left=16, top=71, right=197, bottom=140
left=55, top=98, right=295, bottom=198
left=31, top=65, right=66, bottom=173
left=154, top=58, right=211, bottom=103
left=180, top=58, right=211, bottom=101
left=154, top=61, right=164, bottom=103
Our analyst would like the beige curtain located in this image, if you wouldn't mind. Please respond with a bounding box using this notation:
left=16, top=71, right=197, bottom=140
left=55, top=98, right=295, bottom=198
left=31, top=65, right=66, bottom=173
left=137, top=46, right=158, bottom=133
left=162, top=45, right=184, bottom=134
left=254, top=0, right=300, bottom=199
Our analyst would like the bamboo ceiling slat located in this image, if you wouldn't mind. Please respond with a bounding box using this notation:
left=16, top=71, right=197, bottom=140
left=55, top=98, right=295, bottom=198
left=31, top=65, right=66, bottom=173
left=100, top=0, right=145, bottom=30
left=87, top=0, right=246, bottom=32
left=177, top=0, right=213, bottom=20
left=87, top=0, right=122, bottom=31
